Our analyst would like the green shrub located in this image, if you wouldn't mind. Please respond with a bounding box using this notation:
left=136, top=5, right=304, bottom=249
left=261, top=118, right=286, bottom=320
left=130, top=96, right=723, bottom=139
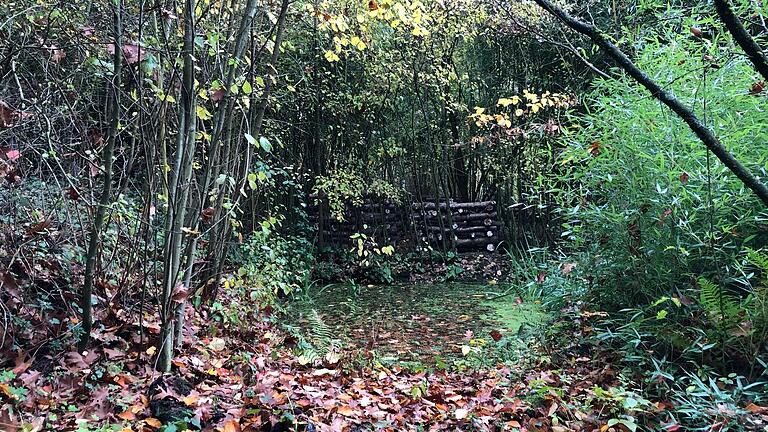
left=558, top=33, right=768, bottom=308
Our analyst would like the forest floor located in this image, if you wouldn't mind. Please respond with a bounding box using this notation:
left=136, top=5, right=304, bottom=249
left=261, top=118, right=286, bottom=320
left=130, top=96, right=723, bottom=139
left=3, top=282, right=767, bottom=431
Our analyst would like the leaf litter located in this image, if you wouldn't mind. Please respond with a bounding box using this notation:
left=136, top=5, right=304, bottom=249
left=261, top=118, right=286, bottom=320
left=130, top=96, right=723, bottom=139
left=2, top=283, right=767, bottom=431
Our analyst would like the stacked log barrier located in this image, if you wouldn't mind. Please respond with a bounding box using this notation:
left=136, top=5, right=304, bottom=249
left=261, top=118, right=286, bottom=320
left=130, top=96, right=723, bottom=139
left=410, top=200, right=500, bottom=252
left=308, top=197, right=410, bottom=249
left=308, top=197, right=503, bottom=253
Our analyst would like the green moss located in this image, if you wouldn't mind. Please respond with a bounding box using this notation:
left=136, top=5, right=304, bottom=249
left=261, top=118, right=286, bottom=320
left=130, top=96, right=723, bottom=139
left=286, top=282, right=552, bottom=364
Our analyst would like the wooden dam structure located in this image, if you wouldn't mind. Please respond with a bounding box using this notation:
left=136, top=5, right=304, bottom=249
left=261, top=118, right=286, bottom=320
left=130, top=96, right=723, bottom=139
left=309, top=198, right=502, bottom=253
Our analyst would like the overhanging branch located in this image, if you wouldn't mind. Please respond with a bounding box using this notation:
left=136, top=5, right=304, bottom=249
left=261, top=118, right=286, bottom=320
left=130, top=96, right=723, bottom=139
left=533, top=0, right=768, bottom=207
left=714, top=0, right=768, bottom=82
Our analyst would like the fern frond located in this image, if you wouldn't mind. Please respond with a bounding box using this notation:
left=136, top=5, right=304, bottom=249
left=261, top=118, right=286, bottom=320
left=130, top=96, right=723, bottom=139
left=699, top=277, right=741, bottom=324
left=746, top=248, right=768, bottom=278
left=307, top=309, right=334, bottom=350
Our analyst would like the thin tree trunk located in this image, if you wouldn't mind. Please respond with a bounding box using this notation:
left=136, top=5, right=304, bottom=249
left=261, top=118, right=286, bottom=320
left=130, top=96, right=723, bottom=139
left=78, top=0, right=122, bottom=351
left=252, top=0, right=290, bottom=135
left=173, top=0, right=260, bottom=349
left=203, top=0, right=291, bottom=303
left=157, top=0, right=197, bottom=372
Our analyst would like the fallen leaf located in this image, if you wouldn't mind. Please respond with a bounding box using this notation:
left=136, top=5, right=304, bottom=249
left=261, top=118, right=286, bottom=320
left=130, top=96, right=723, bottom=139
left=4, top=149, right=20, bottom=161
left=209, top=337, right=226, bottom=352
left=0, top=102, right=17, bottom=128
left=183, top=394, right=200, bottom=406
left=0, top=406, right=18, bottom=432
left=455, top=408, right=469, bottom=419
left=51, top=47, right=66, bottom=63
left=337, top=405, right=356, bottom=416
left=588, top=140, right=601, bottom=157
left=690, top=26, right=703, bottom=37
left=222, top=419, right=240, bottom=432
left=118, top=409, right=136, bottom=421
left=561, top=262, right=577, bottom=275
left=746, top=402, right=768, bottom=414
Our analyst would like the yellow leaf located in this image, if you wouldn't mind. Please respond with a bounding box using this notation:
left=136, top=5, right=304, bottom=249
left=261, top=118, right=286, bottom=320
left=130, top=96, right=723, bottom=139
left=324, top=50, right=340, bottom=62
left=145, top=346, right=157, bottom=356
left=195, top=106, right=212, bottom=121
left=182, top=394, right=200, bottom=406
left=337, top=405, right=356, bottom=416
left=223, top=419, right=240, bottom=432
left=181, top=227, right=201, bottom=236
left=145, top=418, right=162, bottom=428
left=497, top=97, right=518, bottom=107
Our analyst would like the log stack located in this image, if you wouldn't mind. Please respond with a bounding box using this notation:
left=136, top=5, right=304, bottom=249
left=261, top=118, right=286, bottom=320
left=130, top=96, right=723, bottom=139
left=308, top=198, right=408, bottom=247
left=308, top=196, right=502, bottom=253
left=410, top=200, right=500, bottom=252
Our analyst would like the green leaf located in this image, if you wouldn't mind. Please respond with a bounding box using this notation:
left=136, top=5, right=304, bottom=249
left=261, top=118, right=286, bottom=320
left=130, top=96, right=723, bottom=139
left=623, top=397, right=638, bottom=409
left=259, top=136, right=272, bottom=153
left=656, top=309, right=668, bottom=320
left=244, top=133, right=257, bottom=146
left=242, top=80, right=253, bottom=95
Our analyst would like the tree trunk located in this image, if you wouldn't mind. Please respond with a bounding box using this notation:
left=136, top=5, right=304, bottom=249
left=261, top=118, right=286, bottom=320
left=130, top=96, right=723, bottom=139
left=78, top=0, right=122, bottom=351
left=157, top=0, right=197, bottom=372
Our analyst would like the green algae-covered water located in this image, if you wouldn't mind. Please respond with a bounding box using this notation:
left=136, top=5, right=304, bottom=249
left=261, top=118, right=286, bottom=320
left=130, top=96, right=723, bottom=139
left=286, top=283, right=549, bottom=363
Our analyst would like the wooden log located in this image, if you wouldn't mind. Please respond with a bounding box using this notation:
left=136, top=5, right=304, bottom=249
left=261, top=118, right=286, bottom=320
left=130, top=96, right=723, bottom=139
left=422, top=225, right=498, bottom=233
left=412, top=200, right=495, bottom=210
left=455, top=237, right=499, bottom=247
left=359, top=203, right=399, bottom=210
left=361, top=213, right=401, bottom=221
left=456, top=230, right=497, bottom=240
left=454, top=241, right=497, bottom=252
left=414, top=211, right=497, bottom=221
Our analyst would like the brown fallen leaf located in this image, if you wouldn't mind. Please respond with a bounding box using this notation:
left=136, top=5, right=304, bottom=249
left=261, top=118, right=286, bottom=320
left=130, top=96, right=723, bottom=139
left=145, top=417, right=162, bottom=428
left=337, top=405, right=356, bottom=416
left=0, top=102, right=17, bottom=128
left=118, top=409, right=136, bottom=421
left=746, top=402, right=768, bottom=414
